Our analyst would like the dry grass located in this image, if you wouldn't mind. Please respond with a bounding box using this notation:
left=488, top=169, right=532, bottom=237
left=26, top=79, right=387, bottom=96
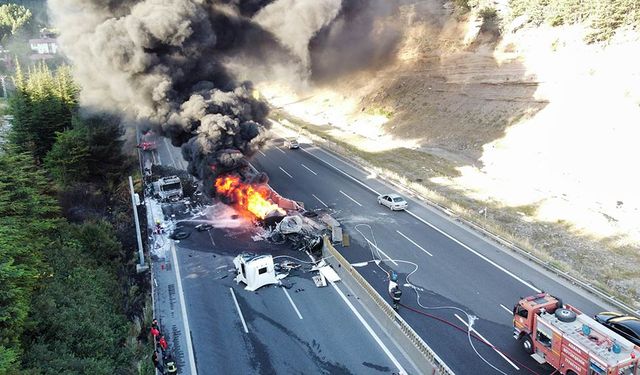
left=273, top=108, right=640, bottom=308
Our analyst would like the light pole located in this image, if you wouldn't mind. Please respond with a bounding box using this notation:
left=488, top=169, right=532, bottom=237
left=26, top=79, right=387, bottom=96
left=129, top=175, right=148, bottom=273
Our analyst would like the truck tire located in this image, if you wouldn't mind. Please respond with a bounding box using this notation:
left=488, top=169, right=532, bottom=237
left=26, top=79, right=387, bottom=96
left=566, top=371, right=577, bottom=375
left=555, top=308, right=577, bottom=322
left=521, top=334, right=534, bottom=354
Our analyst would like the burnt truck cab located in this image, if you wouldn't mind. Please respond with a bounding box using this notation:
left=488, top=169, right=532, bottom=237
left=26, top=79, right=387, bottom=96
left=514, top=293, right=640, bottom=375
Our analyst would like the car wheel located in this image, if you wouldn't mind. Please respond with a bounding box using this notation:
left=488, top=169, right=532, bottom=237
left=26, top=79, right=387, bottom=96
left=521, top=334, right=534, bottom=354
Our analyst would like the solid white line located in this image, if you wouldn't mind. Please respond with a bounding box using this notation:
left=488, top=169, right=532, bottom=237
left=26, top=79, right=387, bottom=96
left=330, top=281, right=406, bottom=374
left=276, top=147, right=286, bottom=154
left=301, top=163, right=318, bottom=175
left=279, top=166, right=293, bottom=178
left=454, top=314, right=520, bottom=370
left=396, top=230, right=433, bottom=257
left=363, top=238, right=398, bottom=266
left=405, top=210, right=541, bottom=293
left=500, top=304, right=512, bottom=314
left=312, top=194, right=328, bottom=208
left=230, top=288, right=249, bottom=333
left=282, top=288, right=303, bottom=320
left=163, top=138, right=178, bottom=167
left=339, top=190, right=362, bottom=206
left=300, top=147, right=380, bottom=196
left=170, top=242, right=198, bottom=374
left=258, top=150, right=266, bottom=157
left=207, top=231, right=216, bottom=247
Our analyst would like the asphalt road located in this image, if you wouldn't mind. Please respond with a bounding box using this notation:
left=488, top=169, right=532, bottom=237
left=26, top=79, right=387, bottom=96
left=152, top=139, right=419, bottom=374
left=247, top=131, right=614, bottom=375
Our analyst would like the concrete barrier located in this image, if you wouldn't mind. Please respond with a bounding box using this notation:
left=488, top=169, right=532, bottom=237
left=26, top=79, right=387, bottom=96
left=322, top=237, right=455, bottom=375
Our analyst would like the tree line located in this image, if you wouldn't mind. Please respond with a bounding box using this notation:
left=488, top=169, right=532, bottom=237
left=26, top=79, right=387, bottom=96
left=0, top=63, right=152, bottom=374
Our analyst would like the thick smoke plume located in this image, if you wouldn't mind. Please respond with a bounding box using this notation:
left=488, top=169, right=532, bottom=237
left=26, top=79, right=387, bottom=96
left=48, top=0, right=405, bottom=193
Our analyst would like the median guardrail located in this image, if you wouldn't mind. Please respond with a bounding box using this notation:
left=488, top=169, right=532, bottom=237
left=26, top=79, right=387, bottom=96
left=322, top=237, right=455, bottom=375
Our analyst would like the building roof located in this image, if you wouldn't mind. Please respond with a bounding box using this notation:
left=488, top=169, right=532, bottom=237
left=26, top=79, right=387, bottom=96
left=29, top=38, right=57, bottom=44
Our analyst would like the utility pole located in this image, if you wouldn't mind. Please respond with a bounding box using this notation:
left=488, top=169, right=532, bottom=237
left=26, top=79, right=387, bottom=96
left=129, top=175, right=148, bottom=273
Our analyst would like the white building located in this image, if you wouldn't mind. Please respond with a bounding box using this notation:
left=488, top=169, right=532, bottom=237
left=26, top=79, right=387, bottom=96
left=29, top=38, right=58, bottom=55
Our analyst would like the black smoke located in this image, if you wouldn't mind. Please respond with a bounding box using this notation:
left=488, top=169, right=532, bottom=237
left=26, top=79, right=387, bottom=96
left=49, top=0, right=405, bottom=195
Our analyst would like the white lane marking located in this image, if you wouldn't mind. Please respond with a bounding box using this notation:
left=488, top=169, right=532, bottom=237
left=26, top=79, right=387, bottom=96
left=405, top=210, right=541, bottom=293
left=302, top=143, right=540, bottom=293
left=330, top=281, right=406, bottom=374
left=258, top=150, right=266, bottom=157
left=301, top=163, right=318, bottom=175
left=500, top=304, right=512, bottom=314
left=454, top=314, right=520, bottom=370
left=339, top=190, right=363, bottom=206
left=282, top=288, right=303, bottom=320
left=207, top=231, right=216, bottom=247
left=312, top=194, right=328, bottom=208
left=163, top=138, right=178, bottom=167
left=276, top=147, right=286, bottom=154
left=230, top=288, right=249, bottom=333
left=396, top=230, right=433, bottom=257
left=362, top=238, right=398, bottom=266
left=170, top=242, right=198, bottom=374
left=300, top=147, right=380, bottom=196
left=279, top=166, right=293, bottom=178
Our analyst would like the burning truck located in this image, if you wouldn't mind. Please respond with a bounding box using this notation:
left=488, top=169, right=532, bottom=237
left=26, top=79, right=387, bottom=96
left=213, top=171, right=334, bottom=255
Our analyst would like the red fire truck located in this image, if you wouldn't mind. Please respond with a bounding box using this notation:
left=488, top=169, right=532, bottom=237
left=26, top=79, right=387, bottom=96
left=513, top=293, right=640, bottom=375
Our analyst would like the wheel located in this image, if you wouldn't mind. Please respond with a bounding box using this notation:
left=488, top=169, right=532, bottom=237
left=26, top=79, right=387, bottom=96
left=555, top=308, right=577, bottom=322
left=521, top=334, right=534, bottom=354
left=566, top=371, right=577, bottom=375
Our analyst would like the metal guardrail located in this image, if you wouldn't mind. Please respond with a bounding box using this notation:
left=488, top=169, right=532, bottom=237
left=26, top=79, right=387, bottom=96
left=323, top=238, right=455, bottom=375
left=280, top=119, right=639, bottom=318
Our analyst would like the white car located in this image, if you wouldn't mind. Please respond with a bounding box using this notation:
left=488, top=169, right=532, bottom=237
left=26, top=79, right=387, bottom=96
left=377, top=194, right=408, bottom=211
left=284, top=138, right=299, bottom=149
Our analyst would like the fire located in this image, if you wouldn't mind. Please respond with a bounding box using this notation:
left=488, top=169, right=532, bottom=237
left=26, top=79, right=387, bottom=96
left=214, top=175, right=285, bottom=219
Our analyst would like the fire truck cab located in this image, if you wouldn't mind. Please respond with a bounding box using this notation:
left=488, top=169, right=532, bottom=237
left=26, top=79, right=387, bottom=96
left=513, top=293, right=640, bottom=375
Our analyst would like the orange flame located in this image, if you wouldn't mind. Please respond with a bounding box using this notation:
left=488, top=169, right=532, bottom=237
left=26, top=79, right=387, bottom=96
left=214, top=175, right=285, bottom=219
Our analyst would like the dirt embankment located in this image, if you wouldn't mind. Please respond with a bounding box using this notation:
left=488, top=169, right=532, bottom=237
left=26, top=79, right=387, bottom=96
left=263, top=2, right=640, bottom=305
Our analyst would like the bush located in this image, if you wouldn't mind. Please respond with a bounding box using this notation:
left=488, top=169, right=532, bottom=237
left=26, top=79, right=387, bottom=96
left=508, top=0, right=640, bottom=42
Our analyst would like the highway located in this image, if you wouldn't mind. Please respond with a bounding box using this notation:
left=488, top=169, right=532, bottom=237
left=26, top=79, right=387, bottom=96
left=247, top=127, right=614, bottom=375
left=152, top=138, right=419, bottom=374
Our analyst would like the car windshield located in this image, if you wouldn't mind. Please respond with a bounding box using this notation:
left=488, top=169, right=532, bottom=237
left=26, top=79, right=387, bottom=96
left=392, top=197, right=404, bottom=202
left=620, top=320, right=640, bottom=338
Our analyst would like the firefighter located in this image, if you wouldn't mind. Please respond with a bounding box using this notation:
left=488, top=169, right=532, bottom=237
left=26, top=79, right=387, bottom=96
left=151, top=351, right=163, bottom=373
left=165, top=355, right=178, bottom=374
left=388, top=271, right=402, bottom=310
left=158, top=335, right=168, bottom=352
left=154, top=220, right=163, bottom=234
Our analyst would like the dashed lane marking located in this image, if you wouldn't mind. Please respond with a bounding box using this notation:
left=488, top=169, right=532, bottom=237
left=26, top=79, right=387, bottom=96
left=339, top=190, right=363, bottom=207
left=500, top=304, right=512, bottom=314
left=279, top=166, right=293, bottom=178
left=454, top=314, right=519, bottom=370
left=230, top=288, right=249, bottom=333
left=312, top=194, right=328, bottom=208
left=301, top=163, right=318, bottom=175
left=396, top=230, right=433, bottom=257
left=282, top=288, right=303, bottom=320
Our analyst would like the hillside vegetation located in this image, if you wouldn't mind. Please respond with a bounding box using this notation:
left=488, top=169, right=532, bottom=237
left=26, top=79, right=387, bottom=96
left=0, top=64, right=151, bottom=374
left=266, top=0, right=640, bottom=306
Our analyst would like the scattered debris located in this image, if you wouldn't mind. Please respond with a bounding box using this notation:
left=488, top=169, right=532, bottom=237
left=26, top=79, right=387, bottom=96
left=233, top=253, right=279, bottom=291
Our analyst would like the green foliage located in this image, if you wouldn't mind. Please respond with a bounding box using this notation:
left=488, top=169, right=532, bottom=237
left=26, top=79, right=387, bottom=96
left=0, top=3, right=32, bottom=42
left=0, top=150, right=59, bottom=373
left=508, top=0, right=640, bottom=42
left=44, top=122, right=90, bottom=187
left=9, top=63, right=79, bottom=162
left=21, top=222, right=134, bottom=375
